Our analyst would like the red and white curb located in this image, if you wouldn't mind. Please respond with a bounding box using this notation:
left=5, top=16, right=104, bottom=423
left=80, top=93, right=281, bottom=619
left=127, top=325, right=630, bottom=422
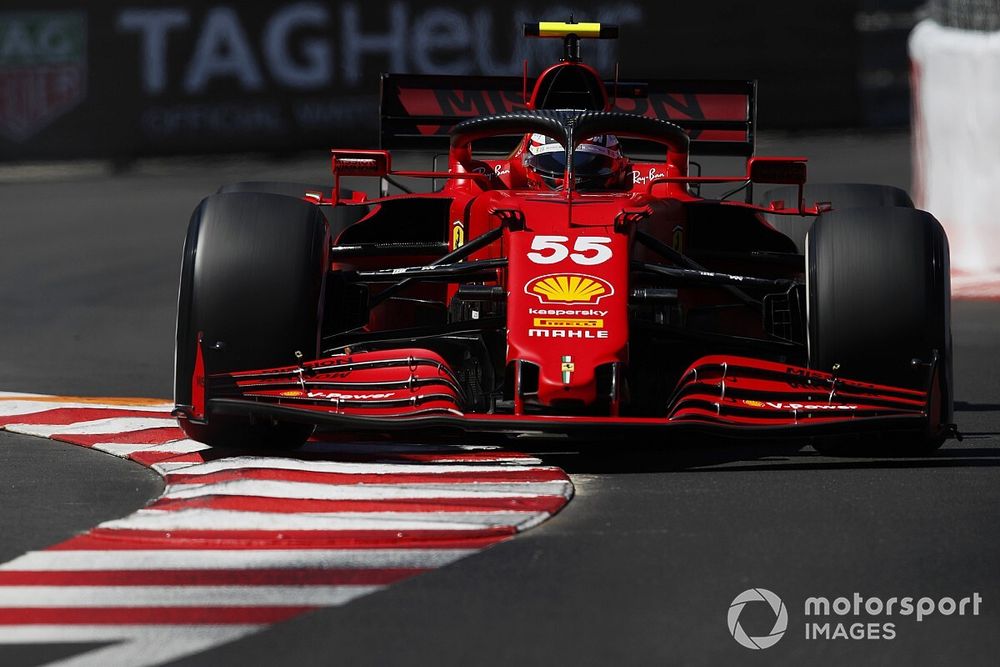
left=0, top=393, right=573, bottom=666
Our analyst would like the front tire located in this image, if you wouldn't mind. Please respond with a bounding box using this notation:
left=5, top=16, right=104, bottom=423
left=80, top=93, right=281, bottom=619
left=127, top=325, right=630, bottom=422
left=175, top=192, right=330, bottom=449
left=806, top=206, right=952, bottom=455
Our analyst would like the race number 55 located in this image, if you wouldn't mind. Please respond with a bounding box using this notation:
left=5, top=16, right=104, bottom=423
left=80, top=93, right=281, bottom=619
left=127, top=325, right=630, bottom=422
left=527, top=236, right=613, bottom=266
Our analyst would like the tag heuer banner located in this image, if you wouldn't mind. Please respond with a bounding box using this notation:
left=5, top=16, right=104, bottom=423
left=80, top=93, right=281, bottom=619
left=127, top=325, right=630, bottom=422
left=0, top=2, right=911, bottom=162
left=0, top=12, right=86, bottom=142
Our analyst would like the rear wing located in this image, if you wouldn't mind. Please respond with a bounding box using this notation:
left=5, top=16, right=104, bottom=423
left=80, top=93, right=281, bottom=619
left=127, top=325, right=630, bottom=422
left=380, top=74, right=756, bottom=157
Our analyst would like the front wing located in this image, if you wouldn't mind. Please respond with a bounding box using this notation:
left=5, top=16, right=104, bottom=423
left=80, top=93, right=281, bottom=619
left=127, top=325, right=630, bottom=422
left=182, top=351, right=938, bottom=440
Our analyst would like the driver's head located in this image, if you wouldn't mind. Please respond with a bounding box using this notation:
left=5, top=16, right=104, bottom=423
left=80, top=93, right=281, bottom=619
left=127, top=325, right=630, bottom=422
left=523, top=134, right=628, bottom=191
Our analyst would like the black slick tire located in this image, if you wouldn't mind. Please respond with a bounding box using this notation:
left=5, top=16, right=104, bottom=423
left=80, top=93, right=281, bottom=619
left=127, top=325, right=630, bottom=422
left=806, top=206, right=951, bottom=455
left=175, top=192, right=330, bottom=449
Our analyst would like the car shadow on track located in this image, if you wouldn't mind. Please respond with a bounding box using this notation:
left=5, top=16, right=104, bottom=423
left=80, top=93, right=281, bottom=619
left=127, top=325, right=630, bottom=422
left=524, top=437, right=1000, bottom=475
left=955, top=401, right=1000, bottom=412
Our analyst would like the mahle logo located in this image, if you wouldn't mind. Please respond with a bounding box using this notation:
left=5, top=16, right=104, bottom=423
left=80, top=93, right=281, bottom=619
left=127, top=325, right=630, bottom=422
left=0, top=12, right=87, bottom=141
left=728, top=588, right=788, bottom=650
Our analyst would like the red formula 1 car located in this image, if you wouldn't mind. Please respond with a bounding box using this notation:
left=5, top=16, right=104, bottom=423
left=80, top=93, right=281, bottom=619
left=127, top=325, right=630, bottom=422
left=174, top=21, right=953, bottom=453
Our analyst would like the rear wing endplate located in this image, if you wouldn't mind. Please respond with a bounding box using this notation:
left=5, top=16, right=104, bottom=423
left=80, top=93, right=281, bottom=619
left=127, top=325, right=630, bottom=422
left=380, top=74, right=756, bottom=157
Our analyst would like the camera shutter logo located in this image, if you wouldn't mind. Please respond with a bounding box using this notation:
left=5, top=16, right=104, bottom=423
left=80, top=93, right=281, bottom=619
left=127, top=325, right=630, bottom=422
left=728, top=588, right=788, bottom=650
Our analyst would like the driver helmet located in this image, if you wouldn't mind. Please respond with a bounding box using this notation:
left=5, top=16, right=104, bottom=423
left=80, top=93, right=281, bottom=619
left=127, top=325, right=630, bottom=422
left=523, top=133, right=628, bottom=190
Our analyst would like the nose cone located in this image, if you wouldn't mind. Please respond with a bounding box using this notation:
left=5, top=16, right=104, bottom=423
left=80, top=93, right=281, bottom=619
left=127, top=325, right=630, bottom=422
left=505, top=223, right=628, bottom=410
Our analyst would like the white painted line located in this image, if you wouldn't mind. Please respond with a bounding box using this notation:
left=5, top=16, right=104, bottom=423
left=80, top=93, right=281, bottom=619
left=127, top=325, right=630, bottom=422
left=0, top=548, right=476, bottom=571
left=0, top=624, right=260, bottom=642
left=162, top=479, right=573, bottom=501
left=0, top=399, right=172, bottom=417
left=151, top=461, right=209, bottom=474
left=514, top=512, right=554, bottom=531
left=93, top=439, right=210, bottom=457
left=7, top=417, right=178, bottom=437
left=0, top=584, right=383, bottom=607
left=99, top=508, right=538, bottom=532
left=0, top=625, right=261, bottom=667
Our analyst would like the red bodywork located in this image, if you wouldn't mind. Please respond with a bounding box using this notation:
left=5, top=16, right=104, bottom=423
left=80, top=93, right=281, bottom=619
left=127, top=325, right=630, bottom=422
left=205, top=352, right=932, bottom=438
left=177, top=38, right=942, bottom=443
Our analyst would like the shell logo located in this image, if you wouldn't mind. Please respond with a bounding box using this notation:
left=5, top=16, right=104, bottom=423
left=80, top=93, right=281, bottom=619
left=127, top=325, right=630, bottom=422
left=525, top=273, right=615, bottom=304
left=743, top=400, right=766, bottom=408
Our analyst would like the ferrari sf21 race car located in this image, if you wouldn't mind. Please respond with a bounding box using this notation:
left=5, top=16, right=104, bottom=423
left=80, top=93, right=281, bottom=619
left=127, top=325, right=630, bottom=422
left=174, top=21, right=954, bottom=454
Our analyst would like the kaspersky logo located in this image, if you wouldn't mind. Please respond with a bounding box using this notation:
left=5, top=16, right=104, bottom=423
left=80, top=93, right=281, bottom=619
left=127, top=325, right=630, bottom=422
left=525, top=273, right=614, bottom=305
left=0, top=11, right=87, bottom=141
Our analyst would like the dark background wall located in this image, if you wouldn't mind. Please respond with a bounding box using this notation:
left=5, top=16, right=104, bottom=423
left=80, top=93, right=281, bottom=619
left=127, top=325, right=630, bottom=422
left=0, top=1, right=923, bottom=162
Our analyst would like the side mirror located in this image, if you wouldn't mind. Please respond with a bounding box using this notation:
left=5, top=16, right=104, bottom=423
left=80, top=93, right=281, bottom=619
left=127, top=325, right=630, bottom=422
left=330, top=150, right=391, bottom=203
left=331, top=149, right=391, bottom=177
left=748, top=157, right=807, bottom=185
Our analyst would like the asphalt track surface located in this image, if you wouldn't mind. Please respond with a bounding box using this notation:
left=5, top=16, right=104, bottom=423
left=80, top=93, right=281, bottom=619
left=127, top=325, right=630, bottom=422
left=1, top=131, right=999, bottom=665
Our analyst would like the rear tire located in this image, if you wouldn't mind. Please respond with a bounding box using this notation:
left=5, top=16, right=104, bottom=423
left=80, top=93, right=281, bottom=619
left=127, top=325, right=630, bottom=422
left=806, top=206, right=952, bottom=455
left=175, top=192, right=330, bottom=449
left=759, top=183, right=914, bottom=253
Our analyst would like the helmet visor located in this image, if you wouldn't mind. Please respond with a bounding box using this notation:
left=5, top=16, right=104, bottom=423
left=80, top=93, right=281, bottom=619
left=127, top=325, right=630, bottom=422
left=524, top=150, right=615, bottom=179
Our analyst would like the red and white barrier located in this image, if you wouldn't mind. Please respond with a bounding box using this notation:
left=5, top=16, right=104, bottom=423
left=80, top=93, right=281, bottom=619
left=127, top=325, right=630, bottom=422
left=910, top=20, right=1000, bottom=299
left=0, top=393, right=573, bottom=665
